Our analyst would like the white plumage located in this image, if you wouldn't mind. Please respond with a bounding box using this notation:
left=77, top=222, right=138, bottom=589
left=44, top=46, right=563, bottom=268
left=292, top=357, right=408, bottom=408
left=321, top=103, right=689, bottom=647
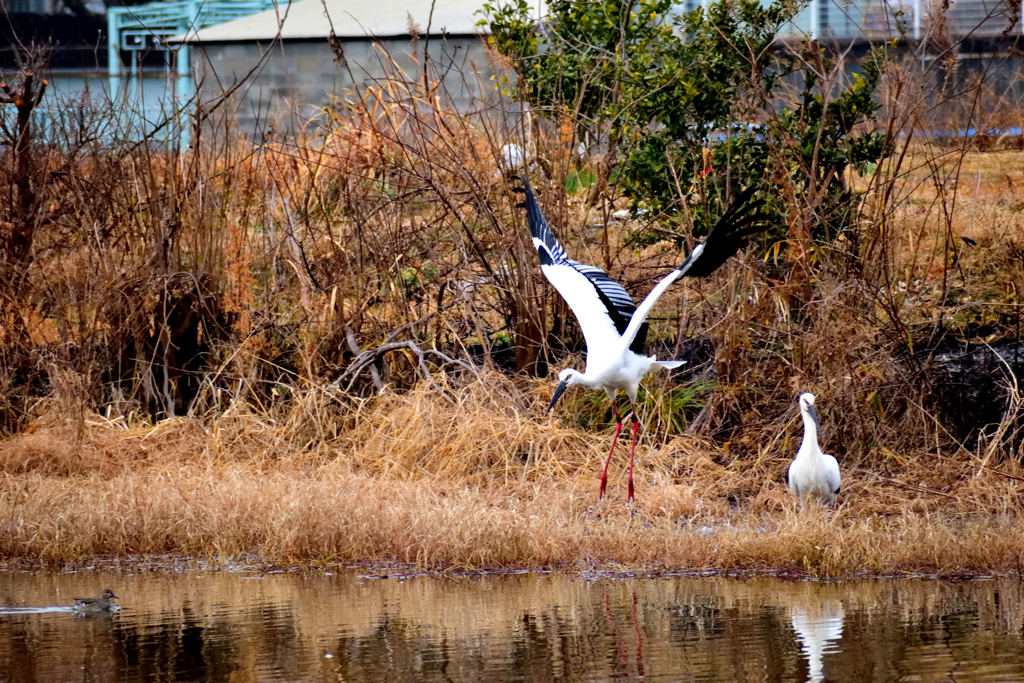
left=516, top=175, right=767, bottom=501
left=788, top=393, right=841, bottom=507
left=791, top=602, right=844, bottom=683
left=501, top=143, right=526, bottom=169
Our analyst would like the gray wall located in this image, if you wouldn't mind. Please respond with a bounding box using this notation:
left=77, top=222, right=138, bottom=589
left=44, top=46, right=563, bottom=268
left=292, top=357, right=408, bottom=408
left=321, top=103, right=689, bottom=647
left=192, top=35, right=495, bottom=139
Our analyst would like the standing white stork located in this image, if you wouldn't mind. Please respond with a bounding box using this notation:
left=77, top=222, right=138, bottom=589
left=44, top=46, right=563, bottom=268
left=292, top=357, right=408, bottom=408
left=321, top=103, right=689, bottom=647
left=515, top=175, right=767, bottom=501
left=788, top=393, right=841, bottom=508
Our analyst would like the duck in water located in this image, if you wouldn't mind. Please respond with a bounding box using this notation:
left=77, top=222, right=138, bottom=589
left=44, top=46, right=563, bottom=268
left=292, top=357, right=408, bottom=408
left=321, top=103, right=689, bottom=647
left=72, top=589, right=119, bottom=613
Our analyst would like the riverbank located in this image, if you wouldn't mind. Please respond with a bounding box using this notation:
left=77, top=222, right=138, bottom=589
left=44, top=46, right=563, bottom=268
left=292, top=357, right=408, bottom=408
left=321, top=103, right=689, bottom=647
left=3, top=374, right=1022, bottom=580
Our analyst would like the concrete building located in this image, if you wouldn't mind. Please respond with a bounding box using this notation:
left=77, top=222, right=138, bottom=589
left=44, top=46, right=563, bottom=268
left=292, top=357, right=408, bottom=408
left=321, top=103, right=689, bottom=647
left=177, top=0, right=1024, bottom=139
left=179, top=0, right=503, bottom=139
left=6, top=0, right=1020, bottom=144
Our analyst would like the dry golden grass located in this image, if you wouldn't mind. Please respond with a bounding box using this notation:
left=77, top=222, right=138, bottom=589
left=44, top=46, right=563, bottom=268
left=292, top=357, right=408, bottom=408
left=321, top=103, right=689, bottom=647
left=4, top=56, right=1024, bottom=580
left=2, top=373, right=1022, bottom=579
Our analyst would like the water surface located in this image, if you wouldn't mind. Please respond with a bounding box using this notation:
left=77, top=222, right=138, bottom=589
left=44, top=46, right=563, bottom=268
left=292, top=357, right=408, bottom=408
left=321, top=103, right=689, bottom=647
left=1, top=568, right=1021, bottom=681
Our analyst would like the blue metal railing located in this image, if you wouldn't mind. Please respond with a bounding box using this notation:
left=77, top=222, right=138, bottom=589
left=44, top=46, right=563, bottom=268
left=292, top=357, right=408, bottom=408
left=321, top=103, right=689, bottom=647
left=105, top=0, right=276, bottom=147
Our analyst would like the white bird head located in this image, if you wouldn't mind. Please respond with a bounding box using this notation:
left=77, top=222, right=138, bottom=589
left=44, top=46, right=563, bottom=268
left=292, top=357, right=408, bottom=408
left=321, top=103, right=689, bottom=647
left=799, top=392, right=820, bottom=429
left=546, top=368, right=584, bottom=414
left=501, top=143, right=525, bottom=168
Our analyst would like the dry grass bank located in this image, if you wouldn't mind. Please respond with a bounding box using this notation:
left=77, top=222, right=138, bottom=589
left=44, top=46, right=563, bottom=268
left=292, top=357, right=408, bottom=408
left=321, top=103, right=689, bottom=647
left=2, top=373, right=1022, bottom=579
left=4, top=41, right=1024, bottom=579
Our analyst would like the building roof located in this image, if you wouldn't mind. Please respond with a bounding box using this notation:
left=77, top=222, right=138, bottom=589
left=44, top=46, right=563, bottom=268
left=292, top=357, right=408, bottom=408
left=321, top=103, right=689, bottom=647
left=179, top=0, right=489, bottom=42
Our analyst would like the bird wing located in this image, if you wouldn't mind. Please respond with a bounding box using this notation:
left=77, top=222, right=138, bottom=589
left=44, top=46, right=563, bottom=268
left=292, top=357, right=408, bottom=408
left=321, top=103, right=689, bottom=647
left=617, top=188, right=769, bottom=353
left=824, top=453, right=841, bottom=495
left=676, top=187, right=769, bottom=278
left=516, top=176, right=648, bottom=356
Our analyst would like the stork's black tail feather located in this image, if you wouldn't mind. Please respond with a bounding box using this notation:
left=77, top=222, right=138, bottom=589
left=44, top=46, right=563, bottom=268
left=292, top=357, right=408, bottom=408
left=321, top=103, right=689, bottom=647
left=678, top=188, right=770, bottom=278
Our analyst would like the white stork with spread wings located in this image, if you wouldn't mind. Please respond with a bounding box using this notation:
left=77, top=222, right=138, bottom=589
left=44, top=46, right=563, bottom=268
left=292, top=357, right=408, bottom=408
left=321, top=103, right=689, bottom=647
left=516, top=176, right=768, bottom=501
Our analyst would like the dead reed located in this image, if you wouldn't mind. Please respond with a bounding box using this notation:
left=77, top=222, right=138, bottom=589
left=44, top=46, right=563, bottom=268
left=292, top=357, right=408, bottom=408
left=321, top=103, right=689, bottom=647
left=1, top=372, right=1022, bottom=578
left=3, top=34, right=1024, bottom=576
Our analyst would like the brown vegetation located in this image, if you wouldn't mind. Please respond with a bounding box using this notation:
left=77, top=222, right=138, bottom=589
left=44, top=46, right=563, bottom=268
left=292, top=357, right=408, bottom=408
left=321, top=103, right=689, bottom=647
left=2, top=40, right=1024, bottom=576
left=2, top=372, right=1024, bottom=578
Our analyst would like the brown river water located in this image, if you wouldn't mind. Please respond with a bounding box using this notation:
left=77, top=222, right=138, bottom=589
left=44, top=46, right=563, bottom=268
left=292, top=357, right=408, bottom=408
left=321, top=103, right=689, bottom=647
left=1, top=568, right=1022, bottom=681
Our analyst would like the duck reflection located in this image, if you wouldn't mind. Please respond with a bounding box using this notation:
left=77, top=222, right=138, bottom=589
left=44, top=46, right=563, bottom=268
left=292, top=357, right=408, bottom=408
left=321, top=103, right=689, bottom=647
left=791, top=600, right=844, bottom=683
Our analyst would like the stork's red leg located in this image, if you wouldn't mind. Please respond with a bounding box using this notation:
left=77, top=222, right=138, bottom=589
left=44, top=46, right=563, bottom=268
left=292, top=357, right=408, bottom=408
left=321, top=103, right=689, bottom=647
left=599, top=403, right=624, bottom=500
left=627, top=415, right=639, bottom=502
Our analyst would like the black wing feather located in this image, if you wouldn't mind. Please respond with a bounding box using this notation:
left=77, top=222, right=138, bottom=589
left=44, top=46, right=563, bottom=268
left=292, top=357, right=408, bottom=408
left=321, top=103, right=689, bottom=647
left=679, top=188, right=769, bottom=278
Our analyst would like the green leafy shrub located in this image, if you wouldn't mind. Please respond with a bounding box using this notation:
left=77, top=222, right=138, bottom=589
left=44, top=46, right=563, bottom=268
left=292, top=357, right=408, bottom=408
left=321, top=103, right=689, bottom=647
left=480, top=0, right=890, bottom=252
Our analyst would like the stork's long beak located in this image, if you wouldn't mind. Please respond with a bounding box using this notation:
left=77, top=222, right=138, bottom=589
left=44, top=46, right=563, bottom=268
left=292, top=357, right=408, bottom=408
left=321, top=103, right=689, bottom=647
left=546, top=380, right=568, bottom=414
left=807, top=404, right=820, bottom=431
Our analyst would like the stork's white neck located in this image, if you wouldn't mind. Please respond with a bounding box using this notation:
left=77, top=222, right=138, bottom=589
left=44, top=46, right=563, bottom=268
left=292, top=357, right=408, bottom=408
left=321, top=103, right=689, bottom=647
left=565, top=368, right=605, bottom=392
left=799, top=407, right=819, bottom=455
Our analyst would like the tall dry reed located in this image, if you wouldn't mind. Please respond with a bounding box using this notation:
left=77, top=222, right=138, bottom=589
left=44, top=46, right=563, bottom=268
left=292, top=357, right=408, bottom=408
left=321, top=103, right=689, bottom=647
left=2, top=374, right=1023, bottom=577
left=2, top=29, right=1024, bottom=573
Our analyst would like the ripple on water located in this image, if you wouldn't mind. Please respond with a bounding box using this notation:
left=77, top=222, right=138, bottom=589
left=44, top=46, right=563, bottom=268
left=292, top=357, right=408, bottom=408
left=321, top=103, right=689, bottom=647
left=0, top=572, right=1022, bottom=681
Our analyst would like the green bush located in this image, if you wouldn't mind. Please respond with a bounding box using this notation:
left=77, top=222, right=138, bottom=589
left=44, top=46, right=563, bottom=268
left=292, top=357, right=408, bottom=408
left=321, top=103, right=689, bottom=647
left=480, top=0, right=889, bottom=250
